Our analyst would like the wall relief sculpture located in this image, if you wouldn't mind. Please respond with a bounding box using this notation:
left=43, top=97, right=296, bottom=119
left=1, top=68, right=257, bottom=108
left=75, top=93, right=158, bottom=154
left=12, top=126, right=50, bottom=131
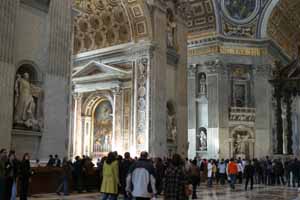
left=166, top=100, right=177, bottom=142
left=14, top=70, right=42, bottom=131
left=135, top=57, right=148, bottom=149
left=196, top=127, right=207, bottom=151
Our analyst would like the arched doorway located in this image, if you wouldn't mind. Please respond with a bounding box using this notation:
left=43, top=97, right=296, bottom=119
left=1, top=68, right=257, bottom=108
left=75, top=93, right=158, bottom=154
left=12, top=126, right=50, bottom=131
left=93, top=99, right=113, bottom=156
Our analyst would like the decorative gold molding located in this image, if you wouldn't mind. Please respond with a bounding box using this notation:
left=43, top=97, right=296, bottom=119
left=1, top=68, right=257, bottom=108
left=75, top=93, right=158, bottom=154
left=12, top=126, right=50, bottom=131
left=188, top=45, right=219, bottom=57
left=188, top=45, right=268, bottom=57
left=188, top=31, right=217, bottom=40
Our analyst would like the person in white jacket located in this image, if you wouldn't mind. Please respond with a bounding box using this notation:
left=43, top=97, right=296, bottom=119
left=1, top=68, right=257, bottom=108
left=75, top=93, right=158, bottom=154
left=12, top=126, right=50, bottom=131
left=207, top=160, right=213, bottom=187
left=126, top=152, right=157, bottom=200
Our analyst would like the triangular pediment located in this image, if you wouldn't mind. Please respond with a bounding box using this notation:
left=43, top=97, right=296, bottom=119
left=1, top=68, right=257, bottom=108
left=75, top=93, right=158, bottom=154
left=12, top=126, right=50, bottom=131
left=73, top=61, right=129, bottom=78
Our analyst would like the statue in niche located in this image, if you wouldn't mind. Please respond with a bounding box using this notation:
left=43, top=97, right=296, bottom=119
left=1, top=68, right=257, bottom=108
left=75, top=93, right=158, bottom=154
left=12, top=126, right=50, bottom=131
left=166, top=101, right=177, bottom=142
left=196, top=128, right=207, bottom=151
left=199, top=73, right=207, bottom=96
left=14, top=72, right=41, bottom=130
left=166, top=9, right=177, bottom=49
left=233, top=131, right=250, bottom=156
left=234, top=134, right=242, bottom=154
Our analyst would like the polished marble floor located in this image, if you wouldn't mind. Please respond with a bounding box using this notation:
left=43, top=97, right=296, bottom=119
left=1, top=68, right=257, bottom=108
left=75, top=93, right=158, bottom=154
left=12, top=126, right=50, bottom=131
left=29, top=185, right=300, bottom=200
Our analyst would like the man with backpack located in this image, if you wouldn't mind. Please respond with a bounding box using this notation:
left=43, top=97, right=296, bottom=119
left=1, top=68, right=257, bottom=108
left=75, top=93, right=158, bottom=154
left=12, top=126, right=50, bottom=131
left=126, top=151, right=157, bottom=200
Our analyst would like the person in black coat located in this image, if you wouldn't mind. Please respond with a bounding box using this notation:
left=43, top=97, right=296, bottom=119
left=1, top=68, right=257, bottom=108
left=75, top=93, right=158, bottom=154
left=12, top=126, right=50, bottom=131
left=54, top=155, right=61, bottom=168
left=73, top=156, right=83, bottom=193
left=274, top=159, right=285, bottom=185
left=4, top=150, right=18, bottom=200
left=244, top=160, right=255, bottom=190
left=292, top=158, right=300, bottom=187
left=47, top=155, right=55, bottom=167
left=120, top=152, right=133, bottom=200
left=0, top=149, right=7, bottom=200
left=19, top=153, right=33, bottom=200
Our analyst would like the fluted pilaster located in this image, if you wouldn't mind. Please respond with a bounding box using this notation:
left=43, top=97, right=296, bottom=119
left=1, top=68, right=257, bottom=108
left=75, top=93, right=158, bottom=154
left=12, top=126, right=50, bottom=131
left=0, top=0, right=18, bottom=149
left=48, top=0, right=72, bottom=77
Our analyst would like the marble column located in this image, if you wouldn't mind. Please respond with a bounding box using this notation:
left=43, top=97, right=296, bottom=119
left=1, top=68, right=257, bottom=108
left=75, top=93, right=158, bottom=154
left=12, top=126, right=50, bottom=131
left=217, top=62, right=230, bottom=159
left=147, top=3, right=167, bottom=158
left=274, top=84, right=283, bottom=154
left=82, top=116, right=92, bottom=156
left=73, top=93, right=83, bottom=157
left=254, top=65, right=273, bottom=156
left=284, top=92, right=293, bottom=155
left=187, top=64, right=197, bottom=159
left=175, top=15, right=188, bottom=158
left=206, top=60, right=224, bottom=159
left=40, top=0, right=72, bottom=159
left=112, top=87, right=123, bottom=154
left=0, top=0, right=18, bottom=149
left=122, top=89, right=132, bottom=153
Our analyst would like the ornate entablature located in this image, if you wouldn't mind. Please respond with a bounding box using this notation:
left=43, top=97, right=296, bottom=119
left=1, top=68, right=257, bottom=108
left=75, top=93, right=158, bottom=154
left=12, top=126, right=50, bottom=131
left=73, top=0, right=150, bottom=54
left=229, top=107, right=255, bottom=123
left=218, top=0, right=271, bottom=38
left=188, top=44, right=268, bottom=58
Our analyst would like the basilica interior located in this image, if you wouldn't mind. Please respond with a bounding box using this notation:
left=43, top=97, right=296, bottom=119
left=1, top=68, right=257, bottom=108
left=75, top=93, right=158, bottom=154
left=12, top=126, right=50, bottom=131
left=1, top=0, right=300, bottom=162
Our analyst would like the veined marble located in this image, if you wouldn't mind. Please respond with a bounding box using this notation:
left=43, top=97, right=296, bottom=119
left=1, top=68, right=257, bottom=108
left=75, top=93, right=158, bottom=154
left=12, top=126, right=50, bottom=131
left=29, top=185, right=299, bottom=200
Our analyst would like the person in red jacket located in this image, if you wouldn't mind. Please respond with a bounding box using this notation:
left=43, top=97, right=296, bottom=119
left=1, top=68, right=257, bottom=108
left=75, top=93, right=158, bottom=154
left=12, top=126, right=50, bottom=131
left=227, top=158, right=238, bottom=189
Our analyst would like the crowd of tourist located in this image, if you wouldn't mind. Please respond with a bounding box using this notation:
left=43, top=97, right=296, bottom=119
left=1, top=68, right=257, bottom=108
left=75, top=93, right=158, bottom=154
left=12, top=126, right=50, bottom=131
left=0, top=149, right=33, bottom=200
left=1, top=148, right=300, bottom=200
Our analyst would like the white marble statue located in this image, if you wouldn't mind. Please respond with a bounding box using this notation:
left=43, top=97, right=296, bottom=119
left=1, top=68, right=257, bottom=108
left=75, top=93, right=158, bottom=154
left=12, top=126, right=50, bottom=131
left=14, top=73, right=40, bottom=129
left=167, top=113, right=177, bottom=141
left=199, top=73, right=207, bottom=96
left=234, top=134, right=250, bottom=155
left=167, top=11, right=176, bottom=48
left=200, top=130, right=207, bottom=150
left=234, top=134, right=243, bottom=154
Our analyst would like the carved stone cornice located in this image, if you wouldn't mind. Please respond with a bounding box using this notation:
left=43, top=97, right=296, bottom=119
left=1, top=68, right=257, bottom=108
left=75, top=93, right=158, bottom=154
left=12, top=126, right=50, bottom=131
left=187, top=64, right=197, bottom=77
left=205, top=59, right=227, bottom=75
left=254, top=64, right=272, bottom=78
left=127, top=42, right=157, bottom=61
left=111, top=87, right=122, bottom=96
left=73, top=92, right=83, bottom=100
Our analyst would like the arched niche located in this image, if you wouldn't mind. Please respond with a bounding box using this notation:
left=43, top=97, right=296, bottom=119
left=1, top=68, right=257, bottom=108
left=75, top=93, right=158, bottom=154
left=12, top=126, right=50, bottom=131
left=16, top=60, right=43, bottom=84
left=92, top=98, right=113, bottom=155
left=13, top=62, right=43, bottom=131
left=82, top=92, right=114, bottom=157
left=230, top=125, right=255, bottom=159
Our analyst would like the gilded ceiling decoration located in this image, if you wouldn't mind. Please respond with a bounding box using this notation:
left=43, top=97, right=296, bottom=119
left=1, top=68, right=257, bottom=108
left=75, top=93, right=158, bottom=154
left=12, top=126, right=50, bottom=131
left=185, top=0, right=216, bottom=35
left=267, top=0, right=300, bottom=58
left=73, top=0, right=149, bottom=54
